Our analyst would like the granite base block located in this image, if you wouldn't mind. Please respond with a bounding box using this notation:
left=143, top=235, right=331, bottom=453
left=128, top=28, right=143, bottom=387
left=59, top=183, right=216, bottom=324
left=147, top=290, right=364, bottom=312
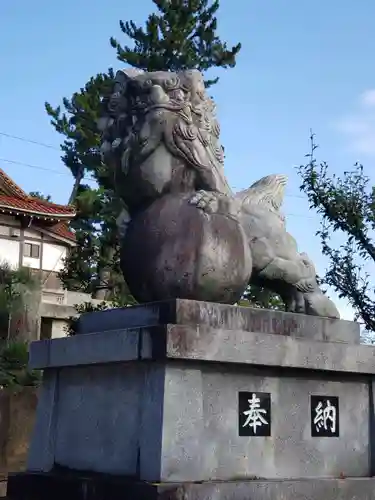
left=24, top=302, right=374, bottom=486
left=77, top=299, right=360, bottom=343
left=8, top=472, right=375, bottom=500
left=27, top=358, right=372, bottom=482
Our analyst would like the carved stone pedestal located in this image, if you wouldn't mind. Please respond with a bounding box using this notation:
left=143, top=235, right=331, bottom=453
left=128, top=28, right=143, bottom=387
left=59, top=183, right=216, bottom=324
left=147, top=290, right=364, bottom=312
left=7, top=300, right=375, bottom=499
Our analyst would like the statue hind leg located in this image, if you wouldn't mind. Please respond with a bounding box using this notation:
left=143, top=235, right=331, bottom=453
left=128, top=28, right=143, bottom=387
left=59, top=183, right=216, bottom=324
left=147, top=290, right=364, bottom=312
left=255, top=257, right=340, bottom=319
left=253, top=275, right=306, bottom=314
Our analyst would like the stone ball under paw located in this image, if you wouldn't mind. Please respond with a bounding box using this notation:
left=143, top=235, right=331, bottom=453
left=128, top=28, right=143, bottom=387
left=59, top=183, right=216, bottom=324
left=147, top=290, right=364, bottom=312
left=120, top=193, right=252, bottom=304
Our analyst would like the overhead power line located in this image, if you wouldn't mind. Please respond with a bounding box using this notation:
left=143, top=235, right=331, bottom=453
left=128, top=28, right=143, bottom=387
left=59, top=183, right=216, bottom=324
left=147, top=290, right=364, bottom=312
left=0, top=157, right=65, bottom=175
left=0, top=155, right=306, bottom=199
left=0, top=130, right=307, bottom=199
left=0, top=156, right=314, bottom=219
left=0, top=131, right=312, bottom=217
left=0, top=157, right=96, bottom=184
left=0, top=131, right=60, bottom=151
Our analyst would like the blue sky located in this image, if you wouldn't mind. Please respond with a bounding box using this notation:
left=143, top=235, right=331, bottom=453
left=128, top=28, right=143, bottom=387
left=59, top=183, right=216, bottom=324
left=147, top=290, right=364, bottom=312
left=2, top=0, right=375, bottom=319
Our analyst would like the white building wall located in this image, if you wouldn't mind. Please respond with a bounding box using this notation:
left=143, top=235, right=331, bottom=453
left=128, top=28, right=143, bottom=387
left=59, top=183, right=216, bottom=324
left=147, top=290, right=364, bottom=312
left=0, top=218, right=69, bottom=275
left=0, top=239, right=20, bottom=268
left=51, top=319, right=70, bottom=338
left=0, top=225, right=20, bottom=238
left=0, top=216, right=22, bottom=268
left=0, top=211, right=78, bottom=340
left=42, top=242, right=67, bottom=272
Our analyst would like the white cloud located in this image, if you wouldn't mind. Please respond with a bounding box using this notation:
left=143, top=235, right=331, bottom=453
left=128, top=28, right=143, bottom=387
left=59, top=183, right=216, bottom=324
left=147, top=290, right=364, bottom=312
left=336, top=89, right=375, bottom=155
left=360, top=89, right=375, bottom=107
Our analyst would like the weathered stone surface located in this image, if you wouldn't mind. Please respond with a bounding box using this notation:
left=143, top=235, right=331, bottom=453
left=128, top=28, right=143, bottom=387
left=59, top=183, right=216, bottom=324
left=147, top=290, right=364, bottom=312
left=29, top=324, right=374, bottom=374
left=237, top=176, right=340, bottom=318
left=24, top=306, right=372, bottom=486
left=121, top=194, right=252, bottom=304
left=10, top=286, right=41, bottom=342
left=0, top=388, right=38, bottom=475
left=164, top=478, right=375, bottom=500
left=29, top=329, right=140, bottom=370
left=77, top=299, right=359, bottom=343
left=26, top=358, right=370, bottom=482
left=100, top=68, right=339, bottom=317
left=26, top=372, right=58, bottom=473
left=101, top=69, right=253, bottom=306
left=8, top=473, right=375, bottom=500
left=160, top=325, right=372, bottom=373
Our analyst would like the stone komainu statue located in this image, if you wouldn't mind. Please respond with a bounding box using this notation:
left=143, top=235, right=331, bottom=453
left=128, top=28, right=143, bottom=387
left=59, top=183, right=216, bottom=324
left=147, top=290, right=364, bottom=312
left=99, top=68, right=339, bottom=319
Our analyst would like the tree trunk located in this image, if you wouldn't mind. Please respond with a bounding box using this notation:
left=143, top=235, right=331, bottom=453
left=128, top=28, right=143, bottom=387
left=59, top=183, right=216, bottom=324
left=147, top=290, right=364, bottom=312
left=93, top=271, right=111, bottom=300
left=93, top=246, right=115, bottom=300
left=68, top=167, right=85, bottom=205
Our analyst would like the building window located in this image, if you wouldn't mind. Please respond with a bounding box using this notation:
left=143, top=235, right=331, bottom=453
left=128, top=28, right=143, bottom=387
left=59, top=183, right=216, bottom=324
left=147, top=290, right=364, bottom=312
left=40, top=318, right=53, bottom=340
left=24, top=242, right=40, bottom=259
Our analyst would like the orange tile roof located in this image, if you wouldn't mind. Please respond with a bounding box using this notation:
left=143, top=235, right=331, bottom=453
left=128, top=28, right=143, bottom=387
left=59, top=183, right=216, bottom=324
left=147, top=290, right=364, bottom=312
left=0, top=168, right=29, bottom=198
left=0, top=195, right=75, bottom=217
left=0, top=168, right=76, bottom=243
left=37, top=221, right=76, bottom=243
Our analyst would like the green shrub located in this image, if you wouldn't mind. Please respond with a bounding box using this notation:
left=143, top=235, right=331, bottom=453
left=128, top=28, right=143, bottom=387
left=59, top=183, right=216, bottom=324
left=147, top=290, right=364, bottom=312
left=66, top=301, right=111, bottom=336
left=0, top=341, right=41, bottom=389
left=1, top=341, right=29, bottom=369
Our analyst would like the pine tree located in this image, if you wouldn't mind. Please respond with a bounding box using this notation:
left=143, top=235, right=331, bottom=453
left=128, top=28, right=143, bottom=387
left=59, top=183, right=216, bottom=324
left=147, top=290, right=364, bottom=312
left=46, top=72, right=120, bottom=299
left=110, top=0, right=241, bottom=87
left=46, top=0, right=241, bottom=302
left=29, top=192, right=52, bottom=202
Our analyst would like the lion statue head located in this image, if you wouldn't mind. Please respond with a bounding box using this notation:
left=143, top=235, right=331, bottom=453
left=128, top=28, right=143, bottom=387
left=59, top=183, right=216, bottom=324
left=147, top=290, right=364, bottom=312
left=98, top=69, right=230, bottom=214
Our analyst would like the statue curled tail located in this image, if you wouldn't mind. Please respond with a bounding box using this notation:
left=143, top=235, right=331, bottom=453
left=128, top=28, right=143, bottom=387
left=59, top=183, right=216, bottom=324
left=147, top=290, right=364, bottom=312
left=236, top=174, right=340, bottom=319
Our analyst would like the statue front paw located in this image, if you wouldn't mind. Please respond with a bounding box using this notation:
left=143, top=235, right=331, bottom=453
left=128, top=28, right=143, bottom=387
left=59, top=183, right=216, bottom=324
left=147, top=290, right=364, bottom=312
left=189, top=190, right=219, bottom=214
left=189, top=191, right=241, bottom=219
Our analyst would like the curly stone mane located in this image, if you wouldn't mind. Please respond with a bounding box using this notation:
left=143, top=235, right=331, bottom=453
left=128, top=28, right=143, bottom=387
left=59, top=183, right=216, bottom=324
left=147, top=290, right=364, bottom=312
left=99, top=68, right=231, bottom=195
